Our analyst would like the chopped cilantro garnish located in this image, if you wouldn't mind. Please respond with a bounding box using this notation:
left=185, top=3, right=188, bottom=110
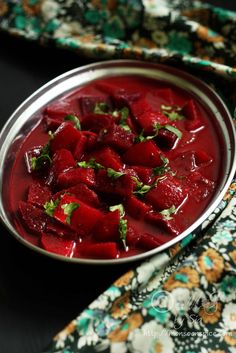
left=77, top=158, right=104, bottom=170
left=94, top=102, right=109, bottom=114
left=109, top=203, right=127, bottom=249
left=31, top=154, right=52, bottom=171
left=61, top=202, right=80, bottom=224
left=153, top=155, right=170, bottom=176
left=119, top=107, right=131, bottom=132
left=107, top=168, right=125, bottom=180
left=119, top=218, right=128, bottom=250
left=161, top=105, right=184, bottom=122
left=134, top=129, right=157, bottom=143
left=44, top=199, right=60, bottom=217
left=154, top=123, right=182, bottom=139
left=64, top=114, right=81, bottom=130
left=109, top=204, right=125, bottom=217
left=132, top=175, right=166, bottom=196
left=160, top=205, right=176, bottom=220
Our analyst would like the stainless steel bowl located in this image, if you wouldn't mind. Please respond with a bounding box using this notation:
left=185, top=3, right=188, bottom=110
left=0, top=60, right=235, bottom=264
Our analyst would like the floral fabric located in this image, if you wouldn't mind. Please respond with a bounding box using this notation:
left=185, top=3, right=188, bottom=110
left=1, top=1, right=236, bottom=353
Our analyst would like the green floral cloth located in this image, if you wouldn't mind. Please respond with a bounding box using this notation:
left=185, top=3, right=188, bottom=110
left=1, top=1, right=236, bottom=353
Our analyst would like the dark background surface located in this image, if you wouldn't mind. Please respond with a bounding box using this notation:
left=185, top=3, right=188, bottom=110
left=0, top=1, right=235, bottom=353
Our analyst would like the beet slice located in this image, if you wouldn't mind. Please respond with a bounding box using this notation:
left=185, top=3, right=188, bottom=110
left=65, top=183, right=100, bottom=207
left=70, top=200, right=103, bottom=236
left=79, top=95, right=111, bottom=116
left=145, top=175, right=188, bottom=210
left=123, top=141, right=162, bottom=168
left=82, top=113, right=114, bottom=133
left=79, top=242, right=118, bottom=259
left=52, top=149, right=75, bottom=178
left=194, top=150, right=213, bottom=166
left=44, top=100, right=74, bottom=120
left=155, top=129, right=178, bottom=150
left=183, top=100, right=203, bottom=131
left=41, top=233, right=75, bottom=257
left=98, top=123, right=134, bottom=151
left=131, top=166, right=154, bottom=184
left=73, top=134, right=87, bottom=160
left=95, top=170, right=135, bottom=197
left=146, top=213, right=181, bottom=236
left=19, top=201, right=48, bottom=235
left=126, top=195, right=151, bottom=219
left=130, top=95, right=171, bottom=132
left=136, top=233, right=163, bottom=250
left=28, top=182, right=52, bottom=208
left=45, top=217, right=78, bottom=239
left=50, top=122, right=80, bottom=154
left=57, top=167, right=95, bottom=189
left=94, top=210, right=120, bottom=242
left=185, top=171, right=215, bottom=202
left=86, top=147, right=123, bottom=170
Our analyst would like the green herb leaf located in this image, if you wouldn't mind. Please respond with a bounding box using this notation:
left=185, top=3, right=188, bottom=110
left=165, top=125, right=182, bottom=138
left=44, top=199, right=60, bottom=217
left=31, top=154, right=51, bottom=171
left=107, top=168, right=125, bottom=180
left=61, top=202, right=80, bottom=224
left=94, top=102, right=109, bottom=114
left=77, top=158, right=104, bottom=170
left=153, top=155, right=170, bottom=176
left=159, top=205, right=176, bottom=220
left=132, top=176, right=154, bottom=195
left=154, top=123, right=182, bottom=139
left=109, top=204, right=125, bottom=217
left=134, top=129, right=157, bottom=143
left=164, top=111, right=184, bottom=121
left=119, top=218, right=128, bottom=250
left=161, top=104, right=184, bottom=122
left=64, top=114, right=81, bottom=130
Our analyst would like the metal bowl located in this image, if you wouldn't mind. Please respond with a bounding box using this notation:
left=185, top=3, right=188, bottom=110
left=0, top=60, right=235, bottom=264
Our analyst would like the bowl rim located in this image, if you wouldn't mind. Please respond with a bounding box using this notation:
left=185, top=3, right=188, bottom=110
left=0, top=59, right=236, bottom=265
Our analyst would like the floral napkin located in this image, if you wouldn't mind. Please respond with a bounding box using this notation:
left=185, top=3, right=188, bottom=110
left=1, top=1, right=236, bottom=352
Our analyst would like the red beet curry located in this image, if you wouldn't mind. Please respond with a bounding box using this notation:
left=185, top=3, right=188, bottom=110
left=10, top=76, right=221, bottom=259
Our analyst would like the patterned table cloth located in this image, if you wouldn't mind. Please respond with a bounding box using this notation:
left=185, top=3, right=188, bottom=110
left=1, top=1, right=236, bottom=352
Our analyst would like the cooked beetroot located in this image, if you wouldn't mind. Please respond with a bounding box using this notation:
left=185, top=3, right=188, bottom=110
left=156, top=129, right=178, bottom=150
left=183, top=100, right=203, bottom=131
left=50, top=122, right=80, bottom=153
left=82, top=113, right=114, bottom=133
left=70, top=201, right=103, bottom=236
left=28, top=182, right=52, bottom=208
left=185, top=171, right=215, bottom=202
left=123, top=140, right=162, bottom=167
left=95, top=169, right=135, bottom=197
left=51, top=149, right=75, bottom=178
left=145, top=175, right=188, bottom=210
left=13, top=75, right=221, bottom=259
left=136, top=233, right=163, bottom=250
left=19, top=201, right=48, bottom=235
left=57, top=167, right=95, bottom=189
left=98, top=123, right=134, bottom=151
left=94, top=210, right=120, bottom=242
left=126, top=195, right=151, bottom=219
left=63, top=183, right=100, bottom=207
left=86, top=147, right=123, bottom=170
left=41, top=233, right=75, bottom=257
left=79, top=95, right=111, bottom=115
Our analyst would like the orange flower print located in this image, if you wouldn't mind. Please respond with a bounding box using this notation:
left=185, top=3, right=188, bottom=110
left=198, top=249, right=224, bottom=283
left=114, top=270, right=134, bottom=287
left=163, top=267, right=199, bottom=291
left=198, top=302, right=222, bottom=324
left=111, top=291, right=131, bottom=319
left=108, top=312, right=143, bottom=342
